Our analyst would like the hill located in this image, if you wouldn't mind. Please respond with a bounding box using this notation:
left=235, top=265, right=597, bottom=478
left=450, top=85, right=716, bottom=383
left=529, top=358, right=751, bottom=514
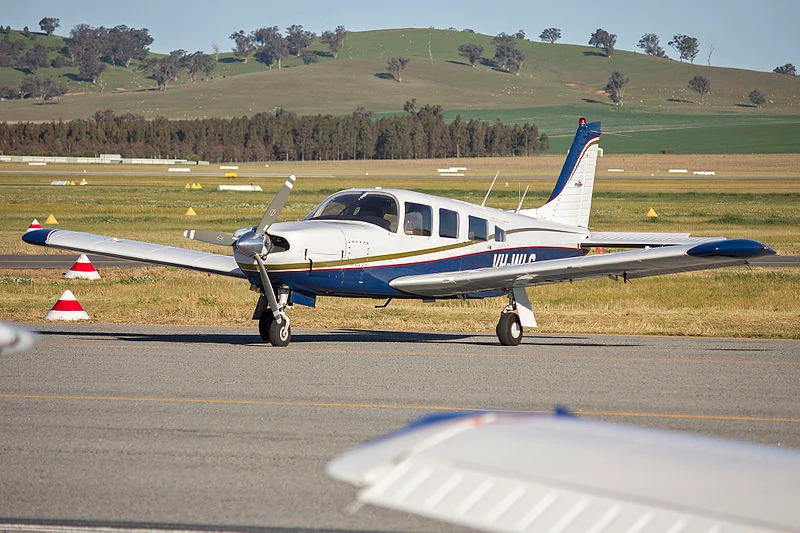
left=1, top=28, right=799, bottom=153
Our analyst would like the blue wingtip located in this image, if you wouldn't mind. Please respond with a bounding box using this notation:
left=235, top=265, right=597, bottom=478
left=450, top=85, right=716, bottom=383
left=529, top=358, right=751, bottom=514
left=21, top=228, right=56, bottom=246
left=687, top=239, right=776, bottom=258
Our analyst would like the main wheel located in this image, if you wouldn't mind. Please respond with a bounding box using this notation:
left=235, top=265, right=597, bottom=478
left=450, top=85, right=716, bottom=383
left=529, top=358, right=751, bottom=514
left=268, top=315, right=291, bottom=347
left=496, top=312, right=523, bottom=346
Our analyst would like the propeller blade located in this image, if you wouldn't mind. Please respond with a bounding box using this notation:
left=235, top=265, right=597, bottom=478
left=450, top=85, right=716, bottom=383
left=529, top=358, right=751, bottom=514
left=183, top=229, right=236, bottom=246
left=256, top=175, right=296, bottom=236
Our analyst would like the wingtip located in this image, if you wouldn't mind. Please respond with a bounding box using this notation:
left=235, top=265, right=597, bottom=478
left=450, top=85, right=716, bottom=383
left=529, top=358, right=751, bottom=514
left=21, top=228, right=55, bottom=246
left=687, top=239, right=776, bottom=258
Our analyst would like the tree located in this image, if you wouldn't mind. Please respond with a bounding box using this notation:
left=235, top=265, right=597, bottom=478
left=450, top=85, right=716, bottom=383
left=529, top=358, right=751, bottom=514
left=637, top=33, right=666, bottom=57
left=286, top=24, right=315, bottom=56
left=492, top=33, right=524, bottom=73
left=211, top=42, right=220, bottom=61
left=386, top=56, right=410, bottom=82
left=539, top=27, right=561, bottom=44
left=252, top=26, right=289, bottom=69
left=589, top=28, right=616, bottom=57
left=604, top=71, right=630, bottom=106
left=688, top=75, right=711, bottom=104
left=514, top=29, right=526, bottom=40
left=145, top=49, right=186, bottom=91
left=669, top=34, right=699, bottom=63
left=19, top=75, right=43, bottom=99
left=185, top=51, right=214, bottom=82
left=773, top=63, right=797, bottom=76
left=106, top=25, right=153, bottom=67
left=24, top=43, right=48, bottom=73
left=229, top=30, right=255, bottom=63
left=38, top=17, right=59, bottom=36
left=300, top=50, right=318, bottom=64
left=320, top=25, right=346, bottom=58
left=748, top=89, right=766, bottom=108
left=457, top=43, right=483, bottom=67
left=78, top=54, right=107, bottom=84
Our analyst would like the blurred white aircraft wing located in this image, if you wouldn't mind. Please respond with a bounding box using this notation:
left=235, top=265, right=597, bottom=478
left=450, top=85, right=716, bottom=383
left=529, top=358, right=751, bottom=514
left=390, top=239, right=774, bottom=297
left=327, top=412, right=800, bottom=533
left=0, top=322, right=38, bottom=356
left=22, top=228, right=244, bottom=278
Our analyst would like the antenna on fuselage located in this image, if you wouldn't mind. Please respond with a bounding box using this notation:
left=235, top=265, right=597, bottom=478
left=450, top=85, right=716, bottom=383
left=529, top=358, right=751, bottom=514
left=514, top=185, right=530, bottom=213
left=481, top=171, right=500, bottom=207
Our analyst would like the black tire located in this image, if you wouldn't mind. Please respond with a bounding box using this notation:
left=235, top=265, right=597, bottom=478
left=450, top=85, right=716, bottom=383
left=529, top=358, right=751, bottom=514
left=268, top=315, right=291, bottom=347
left=497, top=312, right=523, bottom=346
left=259, top=312, right=274, bottom=342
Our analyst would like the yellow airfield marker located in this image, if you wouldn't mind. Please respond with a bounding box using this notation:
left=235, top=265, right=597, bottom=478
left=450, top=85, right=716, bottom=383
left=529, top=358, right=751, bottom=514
left=185, top=207, right=197, bottom=216
left=185, top=183, right=191, bottom=189
left=45, top=214, right=59, bottom=224
left=647, top=208, right=659, bottom=218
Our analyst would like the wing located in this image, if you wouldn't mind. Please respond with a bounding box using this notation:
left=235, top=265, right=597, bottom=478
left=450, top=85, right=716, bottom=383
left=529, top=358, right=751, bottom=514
left=22, top=228, right=245, bottom=278
left=390, top=239, right=774, bottom=297
left=327, top=412, right=800, bottom=533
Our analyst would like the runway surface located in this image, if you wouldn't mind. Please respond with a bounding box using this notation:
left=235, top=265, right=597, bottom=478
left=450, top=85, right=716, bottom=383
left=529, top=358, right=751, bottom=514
left=1, top=324, right=799, bottom=532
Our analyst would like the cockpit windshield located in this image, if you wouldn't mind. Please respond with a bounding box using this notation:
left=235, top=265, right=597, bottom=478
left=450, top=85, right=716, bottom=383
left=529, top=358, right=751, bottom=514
left=309, top=192, right=399, bottom=232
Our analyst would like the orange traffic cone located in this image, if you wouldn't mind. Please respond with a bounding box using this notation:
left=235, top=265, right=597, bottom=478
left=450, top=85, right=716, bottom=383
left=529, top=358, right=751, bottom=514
left=45, top=290, right=90, bottom=321
left=65, top=254, right=101, bottom=280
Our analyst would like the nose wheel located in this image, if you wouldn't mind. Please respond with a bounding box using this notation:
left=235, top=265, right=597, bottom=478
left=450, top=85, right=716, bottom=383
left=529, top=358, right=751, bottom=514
left=259, top=312, right=291, bottom=347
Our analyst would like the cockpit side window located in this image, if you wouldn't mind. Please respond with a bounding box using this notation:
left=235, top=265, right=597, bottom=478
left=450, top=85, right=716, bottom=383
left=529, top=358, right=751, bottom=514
left=404, top=202, right=432, bottom=236
left=310, top=192, right=399, bottom=232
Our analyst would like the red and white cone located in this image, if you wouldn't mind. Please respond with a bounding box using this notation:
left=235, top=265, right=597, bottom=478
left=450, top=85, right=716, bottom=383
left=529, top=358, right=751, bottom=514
left=65, top=254, right=101, bottom=280
left=45, top=290, right=90, bottom=321
left=26, top=219, right=42, bottom=232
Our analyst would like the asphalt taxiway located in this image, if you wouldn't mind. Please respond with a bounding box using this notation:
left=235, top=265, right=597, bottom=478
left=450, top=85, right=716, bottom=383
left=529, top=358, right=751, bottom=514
left=1, top=324, right=798, bottom=532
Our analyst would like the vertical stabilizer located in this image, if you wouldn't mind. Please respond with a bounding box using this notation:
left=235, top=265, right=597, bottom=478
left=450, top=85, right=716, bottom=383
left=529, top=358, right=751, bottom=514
left=520, top=118, right=601, bottom=228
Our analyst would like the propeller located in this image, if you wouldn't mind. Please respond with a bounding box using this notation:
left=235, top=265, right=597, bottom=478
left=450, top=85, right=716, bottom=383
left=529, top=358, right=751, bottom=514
left=234, top=175, right=296, bottom=322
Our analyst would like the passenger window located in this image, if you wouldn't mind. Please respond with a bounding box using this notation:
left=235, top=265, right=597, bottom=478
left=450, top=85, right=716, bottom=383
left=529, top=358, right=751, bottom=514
left=494, top=226, right=506, bottom=242
left=439, top=208, right=459, bottom=239
left=468, top=216, right=488, bottom=242
left=404, top=202, right=432, bottom=236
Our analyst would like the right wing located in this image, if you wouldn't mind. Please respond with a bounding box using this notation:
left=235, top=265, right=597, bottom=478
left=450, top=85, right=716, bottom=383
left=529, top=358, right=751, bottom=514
left=390, top=239, right=774, bottom=297
left=328, top=412, right=800, bottom=533
left=22, top=228, right=245, bottom=278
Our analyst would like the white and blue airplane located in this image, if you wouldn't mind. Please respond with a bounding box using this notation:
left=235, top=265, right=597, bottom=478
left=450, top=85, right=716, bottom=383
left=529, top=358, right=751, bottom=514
left=22, top=118, right=775, bottom=347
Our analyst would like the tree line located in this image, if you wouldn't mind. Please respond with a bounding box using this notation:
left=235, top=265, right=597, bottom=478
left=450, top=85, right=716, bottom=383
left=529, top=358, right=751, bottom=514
left=0, top=103, right=549, bottom=162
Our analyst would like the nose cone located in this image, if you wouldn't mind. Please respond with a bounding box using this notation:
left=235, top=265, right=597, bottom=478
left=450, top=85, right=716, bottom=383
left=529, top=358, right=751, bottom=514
left=234, top=229, right=268, bottom=257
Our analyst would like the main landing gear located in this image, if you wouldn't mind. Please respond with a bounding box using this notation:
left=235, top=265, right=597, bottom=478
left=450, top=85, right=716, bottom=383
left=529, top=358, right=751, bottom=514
left=495, top=288, right=537, bottom=346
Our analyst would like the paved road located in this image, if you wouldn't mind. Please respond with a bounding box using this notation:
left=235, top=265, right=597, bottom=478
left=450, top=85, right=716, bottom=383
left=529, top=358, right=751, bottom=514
left=3, top=254, right=798, bottom=270
left=0, top=324, right=798, bottom=532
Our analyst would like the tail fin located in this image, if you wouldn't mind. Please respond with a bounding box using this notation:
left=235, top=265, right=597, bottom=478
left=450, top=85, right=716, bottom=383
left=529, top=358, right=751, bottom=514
left=520, top=118, right=600, bottom=228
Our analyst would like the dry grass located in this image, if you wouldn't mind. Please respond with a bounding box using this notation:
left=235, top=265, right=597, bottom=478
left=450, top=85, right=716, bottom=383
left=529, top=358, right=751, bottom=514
left=1, top=268, right=797, bottom=339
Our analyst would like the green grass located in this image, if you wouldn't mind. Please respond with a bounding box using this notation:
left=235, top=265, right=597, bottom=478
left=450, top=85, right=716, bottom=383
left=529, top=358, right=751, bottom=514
left=1, top=28, right=799, bottom=154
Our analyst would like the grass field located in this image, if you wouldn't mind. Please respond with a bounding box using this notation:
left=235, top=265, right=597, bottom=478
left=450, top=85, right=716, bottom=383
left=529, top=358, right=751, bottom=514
left=2, top=29, right=799, bottom=154
left=1, top=157, right=798, bottom=339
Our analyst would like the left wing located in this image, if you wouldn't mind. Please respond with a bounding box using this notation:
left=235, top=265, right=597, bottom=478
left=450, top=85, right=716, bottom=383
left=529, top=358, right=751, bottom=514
left=22, top=228, right=245, bottom=278
left=390, top=239, right=774, bottom=297
left=328, top=412, right=800, bottom=533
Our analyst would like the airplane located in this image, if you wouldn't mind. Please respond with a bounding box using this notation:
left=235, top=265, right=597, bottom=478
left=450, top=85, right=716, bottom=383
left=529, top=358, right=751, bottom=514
left=22, top=118, right=775, bottom=347
left=327, top=410, right=800, bottom=532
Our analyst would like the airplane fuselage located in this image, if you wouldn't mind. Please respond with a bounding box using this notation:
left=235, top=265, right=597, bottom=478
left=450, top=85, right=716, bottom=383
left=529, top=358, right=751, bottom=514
left=233, top=188, right=589, bottom=303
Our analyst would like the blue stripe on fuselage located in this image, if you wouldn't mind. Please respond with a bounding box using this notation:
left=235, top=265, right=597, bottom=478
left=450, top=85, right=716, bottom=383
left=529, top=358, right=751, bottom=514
left=261, top=246, right=584, bottom=299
